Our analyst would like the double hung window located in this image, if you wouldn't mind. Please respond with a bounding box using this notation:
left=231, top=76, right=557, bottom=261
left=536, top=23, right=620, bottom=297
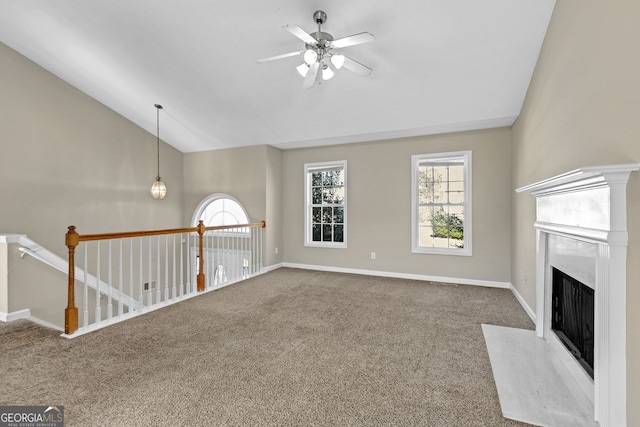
left=411, top=151, right=472, bottom=256
left=304, top=161, right=347, bottom=248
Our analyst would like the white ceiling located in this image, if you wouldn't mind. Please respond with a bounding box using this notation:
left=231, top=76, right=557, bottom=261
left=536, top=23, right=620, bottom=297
left=0, top=0, right=556, bottom=153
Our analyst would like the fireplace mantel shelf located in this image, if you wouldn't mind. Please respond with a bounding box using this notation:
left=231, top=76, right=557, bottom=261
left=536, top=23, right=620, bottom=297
left=516, top=163, right=639, bottom=196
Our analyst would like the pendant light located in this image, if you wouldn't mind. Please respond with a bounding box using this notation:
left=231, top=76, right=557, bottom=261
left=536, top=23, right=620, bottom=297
left=150, top=103, right=167, bottom=200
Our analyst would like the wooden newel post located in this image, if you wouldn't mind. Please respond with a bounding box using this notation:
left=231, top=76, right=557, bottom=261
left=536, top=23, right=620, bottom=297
left=197, top=220, right=205, bottom=292
left=65, top=226, right=79, bottom=335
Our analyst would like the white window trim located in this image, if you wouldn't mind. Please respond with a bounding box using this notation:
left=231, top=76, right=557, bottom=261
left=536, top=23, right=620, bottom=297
left=411, top=150, right=472, bottom=256
left=304, top=160, right=348, bottom=248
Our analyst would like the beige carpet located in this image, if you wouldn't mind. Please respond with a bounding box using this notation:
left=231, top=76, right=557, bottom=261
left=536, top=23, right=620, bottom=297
left=0, top=268, right=535, bottom=426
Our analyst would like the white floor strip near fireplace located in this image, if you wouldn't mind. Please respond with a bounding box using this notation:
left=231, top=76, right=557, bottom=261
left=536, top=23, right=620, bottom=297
left=483, top=324, right=598, bottom=427
left=516, top=163, right=639, bottom=427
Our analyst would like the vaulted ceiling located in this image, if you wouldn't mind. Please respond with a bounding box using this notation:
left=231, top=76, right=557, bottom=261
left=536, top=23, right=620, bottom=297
left=0, top=1, right=556, bottom=153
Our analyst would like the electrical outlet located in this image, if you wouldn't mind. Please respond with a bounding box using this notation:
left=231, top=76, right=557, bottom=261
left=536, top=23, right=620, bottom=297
left=275, top=247, right=279, bottom=254
left=371, top=252, right=376, bottom=260
left=143, top=281, right=156, bottom=291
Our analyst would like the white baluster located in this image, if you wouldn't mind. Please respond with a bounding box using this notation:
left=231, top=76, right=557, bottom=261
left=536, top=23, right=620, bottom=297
left=234, top=229, right=239, bottom=281
left=172, top=234, right=177, bottom=300
left=164, top=234, right=169, bottom=303
left=186, top=234, right=192, bottom=294
left=95, top=243, right=101, bottom=325
left=118, top=239, right=123, bottom=317
left=259, top=225, right=263, bottom=271
left=223, top=232, right=227, bottom=285
left=138, top=237, right=144, bottom=308
left=179, top=233, right=184, bottom=298
left=245, top=228, right=249, bottom=277
left=83, top=244, right=88, bottom=328
left=147, top=236, right=153, bottom=306
left=107, top=240, right=113, bottom=320
left=156, top=235, right=161, bottom=304
left=129, top=238, right=133, bottom=313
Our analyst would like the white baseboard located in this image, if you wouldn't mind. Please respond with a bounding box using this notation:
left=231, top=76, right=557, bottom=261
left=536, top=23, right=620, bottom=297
left=29, top=316, right=64, bottom=332
left=509, top=284, right=536, bottom=323
left=281, top=263, right=511, bottom=289
left=263, top=263, right=283, bottom=273
left=0, top=309, right=64, bottom=331
left=0, top=308, right=30, bottom=322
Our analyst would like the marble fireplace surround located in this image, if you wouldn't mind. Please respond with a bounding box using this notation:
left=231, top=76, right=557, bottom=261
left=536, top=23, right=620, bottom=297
left=517, top=163, right=639, bottom=427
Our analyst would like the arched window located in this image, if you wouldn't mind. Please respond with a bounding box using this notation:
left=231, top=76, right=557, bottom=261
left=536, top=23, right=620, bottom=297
left=192, top=194, right=250, bottom=233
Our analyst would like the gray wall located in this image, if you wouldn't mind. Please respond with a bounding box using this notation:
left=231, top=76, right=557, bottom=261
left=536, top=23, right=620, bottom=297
left=511, top=0, right=640, bottom=423
left=182, top=144, right=283, bottom=267
left=0, top=41, right=184, bottom=326
left=282, top=128, right=513, bottom=284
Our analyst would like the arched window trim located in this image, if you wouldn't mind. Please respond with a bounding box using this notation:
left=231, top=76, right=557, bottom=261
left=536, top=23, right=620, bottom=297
left=191, top=193, right=251, bottom=236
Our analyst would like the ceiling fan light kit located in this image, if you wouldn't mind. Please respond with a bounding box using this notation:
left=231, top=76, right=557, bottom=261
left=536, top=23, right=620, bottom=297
left=258, top=10, right=375, bottom=88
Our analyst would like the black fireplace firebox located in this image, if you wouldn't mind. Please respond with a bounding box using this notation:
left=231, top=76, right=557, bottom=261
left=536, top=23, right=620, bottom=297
left=551, top=267, right=595, bottom=379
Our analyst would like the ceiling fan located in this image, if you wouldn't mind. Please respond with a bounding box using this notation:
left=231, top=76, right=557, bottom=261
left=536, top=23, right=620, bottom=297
left=257, top=10, right=375, bottom=89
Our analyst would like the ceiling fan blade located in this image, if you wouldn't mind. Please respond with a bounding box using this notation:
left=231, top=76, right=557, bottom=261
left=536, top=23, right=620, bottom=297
left=303, top=62, right=320, bottom=89
left=331, top=32, right=375, bottom=49
left=342, top=55, right=372, bottom=76
left=257, top=51, right=304, bottom=63
left=283, top=25, right=317, bottom=45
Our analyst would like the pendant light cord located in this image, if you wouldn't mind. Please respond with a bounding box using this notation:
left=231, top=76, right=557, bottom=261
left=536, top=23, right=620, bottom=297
left=155, top=104, right=163, bottom=180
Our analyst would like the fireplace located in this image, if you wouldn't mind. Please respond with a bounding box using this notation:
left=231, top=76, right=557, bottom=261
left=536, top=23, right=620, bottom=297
left=551, top=267, right=594, bottom=379
left=517, top=163, right=639, bottom=427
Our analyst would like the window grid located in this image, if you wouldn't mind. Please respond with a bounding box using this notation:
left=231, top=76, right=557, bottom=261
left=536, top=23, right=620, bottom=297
left=412, top=151, right=471, bottom=256
left=310, top=169, right=345, bottom=243
left=305, top=161, right=347, bottom=248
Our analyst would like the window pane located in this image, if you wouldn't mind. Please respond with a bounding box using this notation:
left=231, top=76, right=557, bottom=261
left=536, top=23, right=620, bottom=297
left=449, top=181, right=465, bottom=204
left=322, top=224, right=332, bottom=241
left=334, top=224, right=344, bottom=242
left=312, top=188, right=322, bottom=205
left=322, top=207, right=332, bottom=223
left=322, top=188, right=336, bottom=204
left=323, top=170, right=343, bottom=186
left=448, top=165, right=464, bottom=181
left=333, top=186, right=345, bottom=204
left=418, top=206, right=433, bottom=227
left=312, top=172, right=322, bottom=187
left=312, top=207, right=321, bottom=223
left=432, top=166, right=448, bottom=184
left=448, top=206, right=464, bottom=241
left=432, top=180, right=446, bottom=203
left=434, top=235, right=449, bottom=248
left=312, top=224, right=321, bottom=241
left=419, top=226, right=434, bottom=247
left=334, top=207, right=344, bottom=223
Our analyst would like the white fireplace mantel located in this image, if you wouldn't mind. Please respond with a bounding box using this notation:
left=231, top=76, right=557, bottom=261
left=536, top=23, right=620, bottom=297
left=516, top=163, right=639, bottom=427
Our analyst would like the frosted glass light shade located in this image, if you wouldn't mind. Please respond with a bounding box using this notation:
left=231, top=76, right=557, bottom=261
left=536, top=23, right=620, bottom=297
left=151, top=180, right=167, bottom=200
left=322, top=66, right=334, bottom=80
left=296, top=63, right=309, bottom=77
left=303, top=49, right=318, bottom=65
left=331, top=54, right=345, bottom=69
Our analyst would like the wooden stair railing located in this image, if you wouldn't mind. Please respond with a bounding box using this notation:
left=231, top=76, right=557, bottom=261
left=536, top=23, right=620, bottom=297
left=64, top=220, right=266, bottom=335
